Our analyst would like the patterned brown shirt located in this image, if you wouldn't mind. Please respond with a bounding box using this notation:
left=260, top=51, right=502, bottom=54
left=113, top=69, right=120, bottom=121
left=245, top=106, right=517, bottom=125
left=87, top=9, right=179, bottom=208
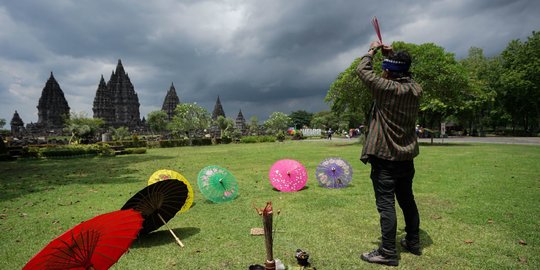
left=356, top=54, right=422, bottom=163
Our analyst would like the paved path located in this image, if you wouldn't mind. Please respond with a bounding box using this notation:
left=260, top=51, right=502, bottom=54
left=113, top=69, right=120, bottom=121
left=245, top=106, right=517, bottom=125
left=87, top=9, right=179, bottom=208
left=418, top=136, right=540, bottom=145
left=308, top=136, right=540, bottom=145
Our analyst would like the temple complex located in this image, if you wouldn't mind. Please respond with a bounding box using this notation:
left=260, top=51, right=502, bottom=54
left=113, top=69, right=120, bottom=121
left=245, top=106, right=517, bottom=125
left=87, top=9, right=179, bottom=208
left=93, top=59, right=141, bottom=129
left=161, top=83, right=180, bottom=121
left=6, top=60, right=251, bottom=139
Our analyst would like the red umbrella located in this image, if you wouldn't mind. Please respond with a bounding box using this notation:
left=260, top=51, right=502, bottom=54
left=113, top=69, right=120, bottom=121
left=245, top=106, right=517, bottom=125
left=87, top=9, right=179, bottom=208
left=23, top=209, right=143, bottom=270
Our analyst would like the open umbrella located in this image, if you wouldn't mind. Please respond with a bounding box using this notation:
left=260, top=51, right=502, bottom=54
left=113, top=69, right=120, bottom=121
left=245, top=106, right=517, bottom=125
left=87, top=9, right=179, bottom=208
left=315, top=157, right=353, bottom=188
left=23, top=209, right=142, bottom=270
left=147, top=169, right=194, bottom=213
left=197, top=165, right=239, bottom=203
left=121, top=179, right=188, bottom=246
left=268, top=159, right=308, bottom=192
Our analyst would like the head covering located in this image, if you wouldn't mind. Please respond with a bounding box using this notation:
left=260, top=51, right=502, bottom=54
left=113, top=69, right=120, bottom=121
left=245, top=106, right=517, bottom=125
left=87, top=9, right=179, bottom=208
left=382, top=59, right=410, bottom=72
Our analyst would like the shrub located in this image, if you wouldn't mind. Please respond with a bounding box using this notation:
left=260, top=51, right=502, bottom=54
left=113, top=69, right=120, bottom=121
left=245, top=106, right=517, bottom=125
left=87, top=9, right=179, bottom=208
left=121, top=140, right=147, bottom=148
left=276, top=131, right=286, bottom=142
left=159, top=139, right=189, bottom=148
left=239, top=136, right=258, bottom=143
left=191, top=138, right=212, bottom=146
left=146, top=141, right=160, bottom=149
left=239, top=135, right=277, bottom=143
left=221, top=137, right=232, bottom=144
left=117, top=148, right=147, bottom=155
left=97, top=144, right=115, bottom=157
left=39, top=145, right=100, bottom=158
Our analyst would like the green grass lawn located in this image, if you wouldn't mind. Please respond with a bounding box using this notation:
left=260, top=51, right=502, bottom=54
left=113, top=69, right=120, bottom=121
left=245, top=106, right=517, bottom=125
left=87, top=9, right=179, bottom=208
left=1, top=141, right=539, bottom=269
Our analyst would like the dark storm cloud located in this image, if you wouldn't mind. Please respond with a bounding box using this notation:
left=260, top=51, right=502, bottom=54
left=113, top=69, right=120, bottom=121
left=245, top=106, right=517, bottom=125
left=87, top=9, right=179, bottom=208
left=0, top=0, right=539, bottom=126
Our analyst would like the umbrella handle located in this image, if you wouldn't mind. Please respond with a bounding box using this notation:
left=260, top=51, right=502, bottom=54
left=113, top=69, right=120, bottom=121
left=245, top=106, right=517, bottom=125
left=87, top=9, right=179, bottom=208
left=157, top=213, right=185, bottom=247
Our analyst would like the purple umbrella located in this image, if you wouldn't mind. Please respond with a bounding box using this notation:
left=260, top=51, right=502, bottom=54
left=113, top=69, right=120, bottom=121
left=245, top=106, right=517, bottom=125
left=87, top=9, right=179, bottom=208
left=315, top=157, right=353, bottom=188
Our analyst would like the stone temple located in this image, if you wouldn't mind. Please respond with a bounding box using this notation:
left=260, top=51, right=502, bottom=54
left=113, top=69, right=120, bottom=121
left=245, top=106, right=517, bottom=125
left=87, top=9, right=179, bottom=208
left=162, top=83, right=180, bottom=121
left=93, top=59, right=141, bottom=128
left=235, top=109, right=247, bottom=135
left=10, top=110, right=24, bottom=136
left=28, top=72, right=71, bottom=133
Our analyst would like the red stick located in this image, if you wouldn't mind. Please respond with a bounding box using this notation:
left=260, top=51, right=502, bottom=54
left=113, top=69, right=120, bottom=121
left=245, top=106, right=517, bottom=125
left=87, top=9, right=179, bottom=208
left=371, top=16, right=383, bottom=44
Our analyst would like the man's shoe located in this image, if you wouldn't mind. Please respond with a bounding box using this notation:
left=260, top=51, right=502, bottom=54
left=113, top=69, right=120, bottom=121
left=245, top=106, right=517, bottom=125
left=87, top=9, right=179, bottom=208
left=360, top=249, right=399, bottom=266
left=400, top=238, right=422, bottom=255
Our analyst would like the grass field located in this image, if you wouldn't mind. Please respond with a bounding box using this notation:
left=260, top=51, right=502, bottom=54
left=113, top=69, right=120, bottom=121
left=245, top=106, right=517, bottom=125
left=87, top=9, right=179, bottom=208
left=1, top=140, right=539, bottom=269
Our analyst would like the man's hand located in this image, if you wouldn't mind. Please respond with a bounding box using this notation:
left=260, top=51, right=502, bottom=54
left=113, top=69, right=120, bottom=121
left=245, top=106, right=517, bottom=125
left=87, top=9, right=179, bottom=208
left=367, top=41, right=393, bottom=57
left=381, top=45, right=393, bottom=57
left=368, top=41, right=382, bottom=56
left=370, top=41, right=382, bottom=49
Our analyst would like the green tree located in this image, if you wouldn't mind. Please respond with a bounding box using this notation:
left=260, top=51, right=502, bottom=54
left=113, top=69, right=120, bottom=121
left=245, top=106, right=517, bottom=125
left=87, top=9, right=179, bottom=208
left=263, top=112, right=291, bottom=135
left=111, top=126, right=130, bottom=142
left=483, top=56, right=512, bottom=130
left=146, top=110, right=168, bottom=134
left=215, top=115, right=235, bottom=138
left=248, top=116, right=259, bottom=135
left=326, top=58, right=372, bottom=126
left=310, top=110, right=344, bottom=131
left=458, top=47, right=498, bottom=135
left=391, top=42, right=469, bottom=129
left=289, top=110, right=313, bottom=129
left=0, top=118, right=6, bottom=129
left=497, top=31, right=540, bottom=133
left=63, top=112, right=104, bottom=144
left=168, top=103, right=211, bottom=142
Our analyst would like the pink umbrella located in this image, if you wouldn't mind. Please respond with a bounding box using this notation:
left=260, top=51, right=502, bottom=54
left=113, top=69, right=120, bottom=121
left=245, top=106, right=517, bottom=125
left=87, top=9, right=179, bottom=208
left=268, top=159, right=308, bottom=192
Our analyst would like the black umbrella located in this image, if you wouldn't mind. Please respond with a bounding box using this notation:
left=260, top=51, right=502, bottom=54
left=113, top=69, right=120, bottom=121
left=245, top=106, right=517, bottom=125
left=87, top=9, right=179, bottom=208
left=122, top=179, right=188, bottom=246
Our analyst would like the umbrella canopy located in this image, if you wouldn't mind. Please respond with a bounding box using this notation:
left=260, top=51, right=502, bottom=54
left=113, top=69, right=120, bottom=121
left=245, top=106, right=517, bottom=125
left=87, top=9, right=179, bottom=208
left=315, top=157, right=353, bottom=188
left=23, top=209, right=142, bottom=270
left=268, top=159, right=308, bottom=192
left=122, top=179, right=188, bottom=235
left=147, top=169, right=194, bottom=213
left=197, top=165, right=239, bottom=203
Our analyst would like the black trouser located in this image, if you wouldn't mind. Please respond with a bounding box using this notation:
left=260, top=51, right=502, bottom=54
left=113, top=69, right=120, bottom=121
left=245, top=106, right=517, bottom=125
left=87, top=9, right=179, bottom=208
left=369, top=156, right=420, bottom=254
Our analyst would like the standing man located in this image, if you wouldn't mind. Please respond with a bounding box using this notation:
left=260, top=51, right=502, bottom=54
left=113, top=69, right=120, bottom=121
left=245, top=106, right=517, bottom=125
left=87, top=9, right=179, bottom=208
left=356, top=41, right=422, bottom=267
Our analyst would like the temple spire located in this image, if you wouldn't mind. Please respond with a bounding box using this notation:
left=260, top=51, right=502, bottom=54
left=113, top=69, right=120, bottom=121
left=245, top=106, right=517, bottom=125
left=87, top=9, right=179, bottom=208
left=211, top=95, right=225, bottom=120
left=161, top=82, right=180, bottom=121
left=36, top=72, right=70, bottom=128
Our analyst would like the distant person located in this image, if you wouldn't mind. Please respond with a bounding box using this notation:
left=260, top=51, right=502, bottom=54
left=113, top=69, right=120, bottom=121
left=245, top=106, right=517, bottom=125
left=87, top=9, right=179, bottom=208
left=327, top=128, right=333, bottom=140
left=355, top=41, right=423, bottom=266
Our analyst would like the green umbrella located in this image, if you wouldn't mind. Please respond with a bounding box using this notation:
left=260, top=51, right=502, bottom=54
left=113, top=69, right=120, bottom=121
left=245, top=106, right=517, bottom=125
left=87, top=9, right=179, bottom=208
left=197, top=165, right=239, bottom=203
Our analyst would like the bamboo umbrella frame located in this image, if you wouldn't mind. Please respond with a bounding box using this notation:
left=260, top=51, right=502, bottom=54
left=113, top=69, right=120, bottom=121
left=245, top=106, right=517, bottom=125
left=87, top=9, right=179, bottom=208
left=255, top=202, right=275, bottom=270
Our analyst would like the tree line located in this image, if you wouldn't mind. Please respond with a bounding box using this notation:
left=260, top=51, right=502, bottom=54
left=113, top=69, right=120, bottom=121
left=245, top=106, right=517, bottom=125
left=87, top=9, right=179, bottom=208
left=326, top=31, right=540, bottom=136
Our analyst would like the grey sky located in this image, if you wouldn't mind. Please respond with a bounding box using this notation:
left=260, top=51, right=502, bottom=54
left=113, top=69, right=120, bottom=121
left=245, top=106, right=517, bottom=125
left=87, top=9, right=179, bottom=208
left=1, top=0, right=538, bottom=126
